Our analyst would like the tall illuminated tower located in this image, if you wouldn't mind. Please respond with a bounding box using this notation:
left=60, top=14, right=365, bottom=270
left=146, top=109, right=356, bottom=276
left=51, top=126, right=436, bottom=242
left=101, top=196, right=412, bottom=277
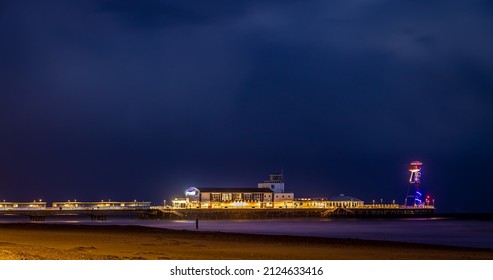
left=405, top=161, right=423, bottom=206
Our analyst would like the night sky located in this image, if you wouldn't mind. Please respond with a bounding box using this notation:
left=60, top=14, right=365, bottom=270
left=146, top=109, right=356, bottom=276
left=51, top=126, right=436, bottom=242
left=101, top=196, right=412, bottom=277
left=1, top=0, right=492, bottom=213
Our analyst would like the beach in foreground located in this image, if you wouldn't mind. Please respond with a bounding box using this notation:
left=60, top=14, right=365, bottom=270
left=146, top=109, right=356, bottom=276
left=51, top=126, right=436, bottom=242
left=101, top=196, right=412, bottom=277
left=0, top=223, right=492, bottom=260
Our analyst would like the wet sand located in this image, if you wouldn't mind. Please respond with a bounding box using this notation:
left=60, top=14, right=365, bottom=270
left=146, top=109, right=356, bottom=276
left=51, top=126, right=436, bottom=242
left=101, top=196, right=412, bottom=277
left=0, top=223, right=492, bottom=260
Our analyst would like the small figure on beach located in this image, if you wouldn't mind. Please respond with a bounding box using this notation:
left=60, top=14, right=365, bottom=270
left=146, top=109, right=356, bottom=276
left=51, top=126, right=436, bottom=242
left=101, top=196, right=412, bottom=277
left=195, top=217, right=199, bottom=230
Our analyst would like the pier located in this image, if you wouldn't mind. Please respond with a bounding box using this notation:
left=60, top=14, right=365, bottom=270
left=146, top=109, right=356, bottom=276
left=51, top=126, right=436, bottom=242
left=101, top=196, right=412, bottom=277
left=150, top=205, right=435, bottom=220
left=0, top=201, right=152, bottom=221
left=0, top=204, right=434, bottom=221
left=0, top=207, right=152, bottom=221
left=0, top=163, right=436, bottom=221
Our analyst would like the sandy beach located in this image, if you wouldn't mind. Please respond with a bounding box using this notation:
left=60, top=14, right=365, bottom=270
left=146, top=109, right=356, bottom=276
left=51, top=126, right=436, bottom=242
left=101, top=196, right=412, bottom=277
left=0, top=223, right=491, bottom=260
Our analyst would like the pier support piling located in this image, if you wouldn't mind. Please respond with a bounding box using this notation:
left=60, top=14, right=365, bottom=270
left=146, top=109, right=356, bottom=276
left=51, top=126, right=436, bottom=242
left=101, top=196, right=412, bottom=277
left=90, top=215, right=107, bottom=221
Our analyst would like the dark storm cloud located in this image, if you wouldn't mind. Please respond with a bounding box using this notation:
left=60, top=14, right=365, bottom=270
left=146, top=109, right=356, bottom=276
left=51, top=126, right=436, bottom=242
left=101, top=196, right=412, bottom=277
left=1, top=0, right=492, bottom=212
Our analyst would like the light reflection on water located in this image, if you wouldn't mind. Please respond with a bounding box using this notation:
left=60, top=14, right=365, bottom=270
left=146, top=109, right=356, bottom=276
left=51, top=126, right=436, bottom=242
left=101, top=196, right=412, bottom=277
left=1, top=215, right=492, bottom=249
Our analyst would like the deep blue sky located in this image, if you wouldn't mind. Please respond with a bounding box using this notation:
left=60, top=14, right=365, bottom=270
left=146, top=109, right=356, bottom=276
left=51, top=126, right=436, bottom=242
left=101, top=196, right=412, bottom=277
left=1, top=0, right=492, bottom=213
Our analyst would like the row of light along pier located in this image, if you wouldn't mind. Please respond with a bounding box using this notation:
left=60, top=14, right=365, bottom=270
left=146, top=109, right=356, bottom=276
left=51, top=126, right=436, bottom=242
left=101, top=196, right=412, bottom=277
left=0, top=200, right=435, bottom=221
left=0, top=200, right=151, bottom=221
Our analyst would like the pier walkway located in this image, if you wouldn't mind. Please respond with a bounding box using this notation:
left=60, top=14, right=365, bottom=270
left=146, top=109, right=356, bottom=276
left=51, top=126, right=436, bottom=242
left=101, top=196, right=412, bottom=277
left=153, top=205, right=435, bottom=219
left=0, top=205, right=435, bottom=221
left=0, top=207, right=151, bottom=221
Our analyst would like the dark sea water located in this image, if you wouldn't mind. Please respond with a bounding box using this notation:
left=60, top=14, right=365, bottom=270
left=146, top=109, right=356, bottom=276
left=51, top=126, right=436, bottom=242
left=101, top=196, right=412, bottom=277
left=1, top=216, right=492, bottom=249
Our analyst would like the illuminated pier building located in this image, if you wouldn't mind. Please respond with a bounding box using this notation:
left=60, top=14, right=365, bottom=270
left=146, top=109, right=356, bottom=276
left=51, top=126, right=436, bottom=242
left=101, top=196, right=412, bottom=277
left=173, top=173, right=295, bottom=208
left=52, top=200, right=151, bottom=210
left=172, top=173, right=364, bottom=209
left=0, top=201, right=46, bottom=209
left=174, top=187, right=275, bottom=208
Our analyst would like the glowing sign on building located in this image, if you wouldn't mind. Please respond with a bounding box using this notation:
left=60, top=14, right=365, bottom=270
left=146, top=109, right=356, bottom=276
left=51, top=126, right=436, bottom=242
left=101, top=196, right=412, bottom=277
left=185, top=187, right=200, bottom=197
